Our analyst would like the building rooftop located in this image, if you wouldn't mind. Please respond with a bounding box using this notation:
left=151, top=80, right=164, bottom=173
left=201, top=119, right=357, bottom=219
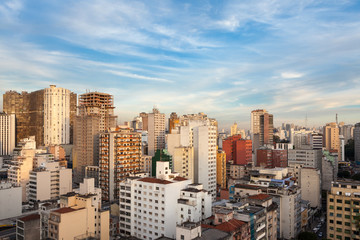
left=248, top=194, right=271, bottom=201
left=234, top=184, right=261, bottom=190
left=201, top=227, right=231, bottom=240
left=182, top=188, right=202, bottom=193
left=53, top=207, right=79, bottom=214
left=18, top=214, right=40, bottom=222
left=173, top=176, right=188, bottom=181
left=215, top=219, right=246, bottom=233
left=236, top=205, right=264, bottom=215
left=138, top=177, right=172, bottom=184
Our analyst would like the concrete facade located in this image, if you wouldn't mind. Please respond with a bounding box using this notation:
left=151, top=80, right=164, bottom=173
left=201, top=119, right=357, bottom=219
left=288, top=149, right=322, bottom=169
left=0, top=113, right=15, bottom=156
left=0, top=182, right=22, bottom=220
left=147, top=108, right=166, bottom=157
left=299, top=168, right=321, bottom=208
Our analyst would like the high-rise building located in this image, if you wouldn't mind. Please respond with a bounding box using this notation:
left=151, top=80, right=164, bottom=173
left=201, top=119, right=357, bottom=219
left=339, top=123, right=354, bottom=144
left=3, top=89, right=45, bottom=146
left=222, top=135, right=252, bottom=165
left=169, top=116, right=218, bottom=199
left=0, top=182, right=22, bottom=220
left=299, top=167, right=321, bottom=209
left=44, top=85, right=76, bottom=146
left=251, top=109, right=273, bottom=146
left=148, top=108, right=166, bottom=156
left=3, top=86, right=77, bottom=147
left=0, top=112, right=15, bottom=155
left=309, top=132, right=323, bottom=149
left=354, top=123, right=360, bottom=163
left=323, top=122, right=340, bottom=153
left=216, top=149, right=226, bottom=189
left=230, top=122, right=238, bottom=136
left=327, top=180, right=360, bottom=240
left=73, top=92, right=117, bottom=182
left=99, top=127, right=141, bottom=202
left=171, top=146, right=194, bottom=181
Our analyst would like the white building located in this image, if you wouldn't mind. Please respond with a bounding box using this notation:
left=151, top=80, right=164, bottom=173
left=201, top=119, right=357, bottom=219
left=167, top=118, right=217, bottom=200
left=119, top=162, right=212, bottom=239
left=288, top=149, right=322, bottom=169
left=147, top=108, right=165, bottom=156
left=44, top=85, right=72, bottom=146
left=29, top=161, right=72, bottom=204
left=0, top=182, right=22, bottom=220
left=299, top=167, right=321, bottom=209
left=0, top=113, right=15, bottom=156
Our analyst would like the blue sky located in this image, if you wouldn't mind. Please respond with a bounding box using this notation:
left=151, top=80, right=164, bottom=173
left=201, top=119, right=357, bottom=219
left=1, top=0, right=360, bottom=130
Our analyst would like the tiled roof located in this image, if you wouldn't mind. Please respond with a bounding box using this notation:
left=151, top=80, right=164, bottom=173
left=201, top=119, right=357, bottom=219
left=173, top=176, right=188, bottom=181
left=248, top=194, right=271, bottom=201
left=53, top=207, right=77, bottom=214
left=138, top=177, right=172, bottom=184
left=214, top=219, right=247, bottom=233
left=19, top=214, right=40, bottom=222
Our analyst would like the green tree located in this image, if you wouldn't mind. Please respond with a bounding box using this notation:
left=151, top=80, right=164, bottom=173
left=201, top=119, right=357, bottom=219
left=298, top=231, right=317, bottom=240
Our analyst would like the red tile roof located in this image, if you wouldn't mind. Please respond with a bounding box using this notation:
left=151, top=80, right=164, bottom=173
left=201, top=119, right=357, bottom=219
left=201, top=224, right=215, bottom=229
left=215, top=219, right=247, bottom=233
left=53, top=207, right=77, bottom=214
left=173, top=176, right=188, bottom=181
left=19, top=214, right=40, bottom=222
left=248, top=194, right=271, bottom=201
left=138, top=177, right=172, bottom=184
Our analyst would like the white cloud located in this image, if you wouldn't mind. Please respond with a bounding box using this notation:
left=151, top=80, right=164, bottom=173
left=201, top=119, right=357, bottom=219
left=106, top=70, right=173, bottom=83
left=281, top=72, right=304, bottom=79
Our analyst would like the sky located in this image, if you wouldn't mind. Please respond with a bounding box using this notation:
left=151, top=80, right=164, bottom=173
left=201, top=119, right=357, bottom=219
left=0, top=0, right=360, bottom=130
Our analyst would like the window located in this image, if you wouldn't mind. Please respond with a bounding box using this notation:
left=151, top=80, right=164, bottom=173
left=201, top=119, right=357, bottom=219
left=336, top=214, right=342, bottom=218
left=330, top=198, right=334, bottom=202
left=330, top=205, right=334, bottom=209
left=181, top=235, right=185, bottom=240
left=337, top=199, right=342, bottom=203
left=345, top=222, right=350, bottom=226
left=337, top=206, right=342, bottom=210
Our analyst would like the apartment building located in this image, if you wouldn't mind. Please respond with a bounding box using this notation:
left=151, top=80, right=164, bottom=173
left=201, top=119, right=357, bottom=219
left=323, top=122, right=340, bottom=152
left=28, top=160, right=72, bottom=204
left=327, top=180, right=360, bottom=240
left=0, top=182, right=22, bottom=220
left=256, top=148, right=287, bottom=168
left=148, top=108, right=166, bottom=156
left=216, top=150, right=226, bottom=189
left=222, top=135, right=252, bottom=165
left=99, top=127, right=141, bottom=202
left=119, top=161, right=212, bottom=239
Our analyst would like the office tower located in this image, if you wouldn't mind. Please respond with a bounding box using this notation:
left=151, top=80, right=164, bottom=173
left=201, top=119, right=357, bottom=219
left=0, top=113, right=15, bottom=155
left=73, top=92, right=117, bottom=182
left=323, top=122, right=340, bottom=152
left=355, top=123, right=360, bottom=163
left=169, top=112, right=180, bottom=134
left=251, top=109, right=273, bottom=146
left=230, top=122, right=238, bottom=136
left=256, top=148, right=287, bottom=168
left=0, top=182, right=22, bottom=220
left=288, top=149, right=322, bottom=169
left=8, top=136, right=37, bottom=201
left=222, top=135, right=252, bottom=165
left=216, top=149, right=226, bottom=189
left=327, top=180, right=360, bottom=240
left=3, top=86, right=77, bottom=147
left=99, top=127, right=141, bottom=202
left=48, top=178, right=109, bottom=240
left=119, top=161, right=212, bottom=239
left=3, top=89, right=45, bottom=146
left=28, top=160, right=72, bottom=205
left=44, top=85, right=76, bottom=145
left=147, top=108, right=165, bottom=156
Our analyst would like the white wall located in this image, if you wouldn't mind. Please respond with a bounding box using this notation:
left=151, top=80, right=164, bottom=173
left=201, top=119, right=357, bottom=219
left=0, top=185, right=22, bottom=220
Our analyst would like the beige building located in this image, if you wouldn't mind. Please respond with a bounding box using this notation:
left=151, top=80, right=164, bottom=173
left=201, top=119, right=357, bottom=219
left=216, top=150, right=226, bottom=189
left=323, top=122, right=340, bottom=152
left=29, top=160, right=72, bottom=204
left=148, top=107, right=166, bottom=156
left=99, top=127, right=141, bottom=202
left=172, top=146, right=195, bottom=181
left=230, top=122, right=238, bottom=136
left=73, top=91, right=117, bottom=183
left=8, top=136, right=37, bottom=201
left=140, top=155, right=152, bottom=175
left=48, top=178, right=109, bottom=240
left=327, top=180, right=360, bottom=240
left=288, top=149, right=322, bottom=169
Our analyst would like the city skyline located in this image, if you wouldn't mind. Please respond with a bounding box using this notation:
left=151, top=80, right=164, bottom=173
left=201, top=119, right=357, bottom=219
left=1, top=0, right=360, bottom=129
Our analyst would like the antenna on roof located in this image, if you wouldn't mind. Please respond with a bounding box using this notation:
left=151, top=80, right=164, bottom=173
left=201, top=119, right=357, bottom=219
left=336, top=113, right=338, bottom=125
